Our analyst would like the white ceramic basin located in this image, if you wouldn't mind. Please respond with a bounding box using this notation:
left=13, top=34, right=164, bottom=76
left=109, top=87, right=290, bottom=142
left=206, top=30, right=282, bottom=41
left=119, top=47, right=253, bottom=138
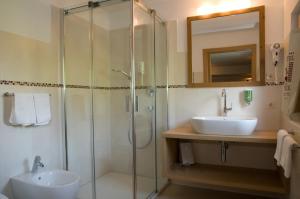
left=11, top=170, right=80, bottom=199
left=191, top=116, right=258, bottom=135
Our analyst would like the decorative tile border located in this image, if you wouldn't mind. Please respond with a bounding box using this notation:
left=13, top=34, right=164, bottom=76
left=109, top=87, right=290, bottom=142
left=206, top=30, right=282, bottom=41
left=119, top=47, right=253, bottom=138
left=168, top=85, right=187, bottom=88
left=0, top=80, right=62, bottom=88
left=0, top=80, right=284, bottom=90
left=65, top=85, right=90, bottom=89
left=168, top=83, right=285, bottom=88
left=265, top=82, right=285, bottom=86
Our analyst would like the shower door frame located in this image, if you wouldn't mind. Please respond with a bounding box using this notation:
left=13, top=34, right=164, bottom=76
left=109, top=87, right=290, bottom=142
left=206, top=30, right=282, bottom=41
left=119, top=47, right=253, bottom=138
left=61, top=1, right=168, bottom=199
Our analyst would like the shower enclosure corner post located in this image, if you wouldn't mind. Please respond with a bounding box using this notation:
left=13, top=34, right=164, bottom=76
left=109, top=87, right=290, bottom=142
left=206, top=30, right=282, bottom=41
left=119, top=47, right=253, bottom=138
left=89, top=5, right=97, bottom=199
left=165, top=23, right=170, bottom=131
left=60, top=7, right=68, bottom=171
left=152, top=9, right=159, bottom=194
left=130, top=0, right=137, bottom=199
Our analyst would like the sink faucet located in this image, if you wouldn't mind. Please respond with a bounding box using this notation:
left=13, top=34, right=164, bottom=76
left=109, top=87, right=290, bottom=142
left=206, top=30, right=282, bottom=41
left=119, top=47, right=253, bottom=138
left=31, top=156, right=45, bottom=173
left=221, top=89, right=232, bottom=116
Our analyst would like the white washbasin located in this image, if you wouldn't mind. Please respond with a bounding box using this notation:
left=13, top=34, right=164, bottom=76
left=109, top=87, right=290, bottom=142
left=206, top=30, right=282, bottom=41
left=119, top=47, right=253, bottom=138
left=11, top=170, right=80, bottom=199
left=191, top=116, right=258, bottom=135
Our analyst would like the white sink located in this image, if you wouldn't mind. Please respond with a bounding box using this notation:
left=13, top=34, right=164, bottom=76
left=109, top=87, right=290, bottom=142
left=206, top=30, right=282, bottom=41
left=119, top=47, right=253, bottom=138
left=191, top=116, right=258, bottom=135
left=11, top=170, right=80, bottom=199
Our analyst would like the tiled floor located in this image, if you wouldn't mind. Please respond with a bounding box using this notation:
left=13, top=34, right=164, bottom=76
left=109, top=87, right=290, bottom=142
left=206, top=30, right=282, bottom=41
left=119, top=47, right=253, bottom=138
left=157, top=184, right=273, bottom=199
left=78, top=172, right=155, bottom=199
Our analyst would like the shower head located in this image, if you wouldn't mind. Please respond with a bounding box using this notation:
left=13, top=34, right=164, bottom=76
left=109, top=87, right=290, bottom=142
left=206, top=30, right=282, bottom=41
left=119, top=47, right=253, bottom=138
left=112, top=69, right=132, bottom=80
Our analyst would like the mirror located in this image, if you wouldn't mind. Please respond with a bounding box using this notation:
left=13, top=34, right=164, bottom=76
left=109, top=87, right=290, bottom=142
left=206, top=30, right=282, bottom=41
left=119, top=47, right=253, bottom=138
left=187, top=6, right=265, bottom=87
left=203, top=44, right=257, bottom=82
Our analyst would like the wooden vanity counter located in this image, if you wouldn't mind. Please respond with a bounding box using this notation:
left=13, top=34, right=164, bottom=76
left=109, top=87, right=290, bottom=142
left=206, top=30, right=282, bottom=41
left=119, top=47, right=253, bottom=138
left=162, top=127, right=277, bottom=144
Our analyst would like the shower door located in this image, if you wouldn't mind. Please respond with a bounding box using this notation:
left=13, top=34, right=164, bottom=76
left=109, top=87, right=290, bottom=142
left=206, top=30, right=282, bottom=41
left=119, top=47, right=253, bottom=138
left=134, top=4, right=156, bottom=199
left=154, top=15, right=169, bottom=191
left=64, top=1, right=134, bottom=199
left=64, top=8, right=95, bottom=199
left=92, top=2, right=134, bottom=199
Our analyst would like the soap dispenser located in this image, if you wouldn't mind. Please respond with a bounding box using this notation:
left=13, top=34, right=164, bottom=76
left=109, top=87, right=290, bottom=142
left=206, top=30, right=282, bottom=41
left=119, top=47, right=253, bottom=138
left=244, top=89, right=253, bottom=105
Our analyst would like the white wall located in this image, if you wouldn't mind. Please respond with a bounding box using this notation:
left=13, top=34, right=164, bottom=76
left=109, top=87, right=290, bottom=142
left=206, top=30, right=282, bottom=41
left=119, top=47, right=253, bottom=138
left=0, top=0, right=51, bottom=43
left=284, top=0, right=300, bottom=39
left=0, top=1, right=63, bottom=198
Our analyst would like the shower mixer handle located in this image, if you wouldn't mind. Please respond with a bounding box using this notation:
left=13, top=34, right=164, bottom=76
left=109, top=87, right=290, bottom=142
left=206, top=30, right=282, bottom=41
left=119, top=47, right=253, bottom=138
left=125, top=95, right=141, bottom=113
left=135, top=95, right=139, bottom=112
left=147, top=105, right=154, bottom=112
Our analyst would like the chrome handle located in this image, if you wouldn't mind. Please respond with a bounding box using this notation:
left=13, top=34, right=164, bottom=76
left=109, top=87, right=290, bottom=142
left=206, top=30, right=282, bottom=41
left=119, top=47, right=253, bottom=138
left=135, top=95, right=139, bottom=112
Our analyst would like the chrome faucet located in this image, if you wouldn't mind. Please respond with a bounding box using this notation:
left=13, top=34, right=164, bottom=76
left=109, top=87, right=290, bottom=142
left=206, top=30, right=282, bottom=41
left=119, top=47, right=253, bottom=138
left=31, top=156, right=45, bottom=173
left=221, top=89, right=232, bottom=116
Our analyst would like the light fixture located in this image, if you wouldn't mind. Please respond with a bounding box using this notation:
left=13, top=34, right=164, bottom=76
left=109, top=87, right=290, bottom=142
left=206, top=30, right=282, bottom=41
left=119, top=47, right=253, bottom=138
left=196, top=3, right=216, bottom=16
left=196, top=0, right=252, bottom=16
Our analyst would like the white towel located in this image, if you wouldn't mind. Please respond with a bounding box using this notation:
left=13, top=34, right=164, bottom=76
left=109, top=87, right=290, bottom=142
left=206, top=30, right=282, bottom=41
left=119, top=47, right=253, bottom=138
left=274, top=129, right=289, bottom=165
left=279, top=135, right=297, bottom=178
left=9, top=93, right=36, bottom=126
left=33, top=93, right=51, bottom=126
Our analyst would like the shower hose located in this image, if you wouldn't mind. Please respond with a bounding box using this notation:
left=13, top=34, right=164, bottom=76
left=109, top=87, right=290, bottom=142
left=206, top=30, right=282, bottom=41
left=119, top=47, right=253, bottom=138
left=127, top=115, right=153, bottom=150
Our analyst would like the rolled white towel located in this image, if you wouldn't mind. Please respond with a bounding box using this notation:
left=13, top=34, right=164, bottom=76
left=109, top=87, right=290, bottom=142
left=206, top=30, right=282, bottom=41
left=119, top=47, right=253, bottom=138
left=274, top=129, right=289, bottom=166
left=279, top=135, right=297, bottom=178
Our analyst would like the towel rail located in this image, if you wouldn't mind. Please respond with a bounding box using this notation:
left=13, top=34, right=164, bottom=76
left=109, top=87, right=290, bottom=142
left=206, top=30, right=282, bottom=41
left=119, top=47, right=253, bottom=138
left=3, top=92, right=52, bottom=97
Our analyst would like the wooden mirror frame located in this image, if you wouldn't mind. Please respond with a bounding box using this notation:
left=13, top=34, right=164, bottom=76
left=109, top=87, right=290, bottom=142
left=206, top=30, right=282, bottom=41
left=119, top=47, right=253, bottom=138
left=187, top=6, right=265, bottom=88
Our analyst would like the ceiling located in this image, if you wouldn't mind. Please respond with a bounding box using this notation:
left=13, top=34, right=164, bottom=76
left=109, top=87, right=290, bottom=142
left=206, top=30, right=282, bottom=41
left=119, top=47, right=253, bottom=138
left=192, top=12, right=259, bottom=35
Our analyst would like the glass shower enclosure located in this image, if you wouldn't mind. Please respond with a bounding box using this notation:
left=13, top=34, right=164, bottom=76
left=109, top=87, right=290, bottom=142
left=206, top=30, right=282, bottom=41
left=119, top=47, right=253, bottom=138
left=62, top=0, right=168, bottom=199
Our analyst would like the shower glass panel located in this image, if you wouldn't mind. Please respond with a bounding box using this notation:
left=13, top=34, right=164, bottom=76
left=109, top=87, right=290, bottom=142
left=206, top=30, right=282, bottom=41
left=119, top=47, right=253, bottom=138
left=64, top=10, right=95, bottom=199
left=92, top=2, right=133, bottom=199
left=134, top=4, right=156, bottom=199
left=154, top=18, right=168, bottom=191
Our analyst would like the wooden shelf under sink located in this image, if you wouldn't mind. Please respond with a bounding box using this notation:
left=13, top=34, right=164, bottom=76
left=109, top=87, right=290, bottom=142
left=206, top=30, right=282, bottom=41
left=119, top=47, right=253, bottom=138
left=162, top=127, right=277, bottom=144
left=162, top=127, right=286, bottom=198
left=166, top=164, right=286, bottom=198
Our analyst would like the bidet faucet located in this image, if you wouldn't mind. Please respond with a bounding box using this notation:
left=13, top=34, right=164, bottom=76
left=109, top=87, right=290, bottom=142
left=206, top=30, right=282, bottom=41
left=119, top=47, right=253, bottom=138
left=221, top=89, right=232, bottom=116
left=31, top=156, right=45, bottom=173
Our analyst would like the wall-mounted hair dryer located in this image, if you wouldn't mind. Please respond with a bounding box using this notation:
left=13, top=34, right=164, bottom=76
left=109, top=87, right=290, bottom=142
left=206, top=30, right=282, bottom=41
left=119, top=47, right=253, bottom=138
left=270, top=43, right=281, bottom=66
left=270, top=43, right=281, bottom=84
